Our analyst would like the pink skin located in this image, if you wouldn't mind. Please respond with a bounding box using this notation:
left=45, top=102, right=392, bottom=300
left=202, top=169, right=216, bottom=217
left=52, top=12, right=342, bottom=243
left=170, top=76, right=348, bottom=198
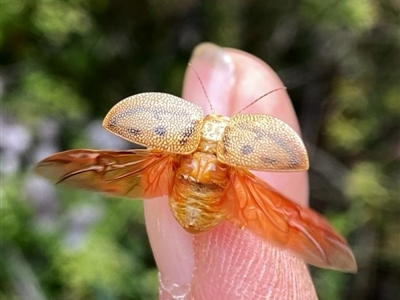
left=144, top=43, right=317, bottom=300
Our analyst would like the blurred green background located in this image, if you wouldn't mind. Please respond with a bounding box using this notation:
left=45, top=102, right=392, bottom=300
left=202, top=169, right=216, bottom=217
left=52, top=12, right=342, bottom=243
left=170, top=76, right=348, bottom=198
left=1, top=0, right=399, bottom=299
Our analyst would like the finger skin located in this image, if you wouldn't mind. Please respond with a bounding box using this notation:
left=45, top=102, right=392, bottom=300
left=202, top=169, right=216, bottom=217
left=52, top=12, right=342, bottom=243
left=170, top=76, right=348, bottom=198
left=144, top=43, right=317, bottom=300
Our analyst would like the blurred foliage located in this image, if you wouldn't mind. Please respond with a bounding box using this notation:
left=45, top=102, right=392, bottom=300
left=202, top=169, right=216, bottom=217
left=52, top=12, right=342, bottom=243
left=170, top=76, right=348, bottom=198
left=1, top=0, right=399, bottom=299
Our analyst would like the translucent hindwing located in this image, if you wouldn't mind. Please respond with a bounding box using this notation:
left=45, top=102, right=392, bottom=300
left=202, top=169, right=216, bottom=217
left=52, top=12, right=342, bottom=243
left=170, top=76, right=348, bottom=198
left=216, top=114, right=309, bottom=171
left=103, top=93, right=204, bottom=154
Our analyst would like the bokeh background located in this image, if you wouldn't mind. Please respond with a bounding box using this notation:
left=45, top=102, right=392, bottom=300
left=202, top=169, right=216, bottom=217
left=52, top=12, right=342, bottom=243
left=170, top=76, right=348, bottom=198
left=1, top=0, right=399, bottom=299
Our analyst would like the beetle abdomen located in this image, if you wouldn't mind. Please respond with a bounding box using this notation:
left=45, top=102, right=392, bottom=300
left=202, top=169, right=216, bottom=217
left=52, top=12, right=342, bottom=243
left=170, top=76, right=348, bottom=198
left=169, top=177, right=227, bottom=233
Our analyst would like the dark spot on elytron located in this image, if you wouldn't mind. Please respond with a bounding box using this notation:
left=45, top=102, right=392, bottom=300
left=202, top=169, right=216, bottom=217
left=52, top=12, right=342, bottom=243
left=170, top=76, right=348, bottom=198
left=179, top=126, right=196, bottom=145
left=241, top=144, right=253, bottom=155
left=109, top=117, right=118, bottom=127
left=222, top=135, right=231, bottom=155
left=261, top=156, right=277, bottom=165
left=154, top=125, right=166, bottom=136
left=254, top=129, right=264, bottom=140
left=128, top=128, right=141, bottom=136
left=153, top=108, right=164, bottom=120
left=290, top=158, right=300, bottom=166
left=183, top=126, right=195, bottom=138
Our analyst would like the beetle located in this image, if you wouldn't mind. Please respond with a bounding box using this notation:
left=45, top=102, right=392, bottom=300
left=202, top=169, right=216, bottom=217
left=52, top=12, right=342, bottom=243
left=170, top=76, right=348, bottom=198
left=35, top=74, right=356, bottom=273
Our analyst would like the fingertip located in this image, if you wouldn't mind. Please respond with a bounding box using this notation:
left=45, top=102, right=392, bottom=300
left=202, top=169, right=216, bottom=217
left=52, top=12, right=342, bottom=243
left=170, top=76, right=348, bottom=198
left=148, top=43, right=313, bottom=299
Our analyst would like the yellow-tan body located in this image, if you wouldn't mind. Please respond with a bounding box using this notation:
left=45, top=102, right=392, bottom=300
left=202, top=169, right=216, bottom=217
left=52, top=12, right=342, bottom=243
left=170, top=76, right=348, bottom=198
left=170, top=115, right=230, bottom=232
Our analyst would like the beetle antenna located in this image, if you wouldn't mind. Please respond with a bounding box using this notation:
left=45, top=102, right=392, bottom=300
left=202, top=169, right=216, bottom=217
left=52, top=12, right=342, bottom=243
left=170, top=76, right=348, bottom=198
left=236, top=87, right=287, bottom=114
left=188, top=63, right=215, bottom=114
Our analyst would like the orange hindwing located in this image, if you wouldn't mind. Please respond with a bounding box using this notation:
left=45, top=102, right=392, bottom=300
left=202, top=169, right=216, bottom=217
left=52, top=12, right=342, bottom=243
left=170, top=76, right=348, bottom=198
left=225, top=168, right=357, bottom=272
left=34, top=149, right=177, bottom=199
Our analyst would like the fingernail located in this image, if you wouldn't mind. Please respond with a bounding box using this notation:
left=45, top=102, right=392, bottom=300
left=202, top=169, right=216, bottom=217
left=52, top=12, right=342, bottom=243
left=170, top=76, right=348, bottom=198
left=185, top=43, right=236, bottom=114
left=144, top=198, right=194, bottom=300
left=159, top=274, right=192, bottom=299
left=190, top=42, right=234, bottom=73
